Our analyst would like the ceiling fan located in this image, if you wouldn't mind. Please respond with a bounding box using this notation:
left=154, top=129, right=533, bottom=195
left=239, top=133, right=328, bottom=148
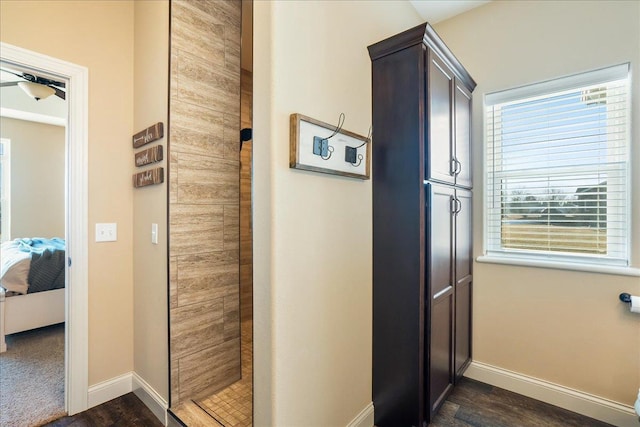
left=0, top=69, right=66, bottom=101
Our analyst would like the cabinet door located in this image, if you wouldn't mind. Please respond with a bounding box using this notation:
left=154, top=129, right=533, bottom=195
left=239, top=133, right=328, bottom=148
left=426, top=183, right=454, bottom=418
left=454, top=83, right=472, bottom=189
left=427, top=51, right=454, bottom=185
left=430, top=290, right=454, bottom=418
left=454, top=189, right=472, bottom=380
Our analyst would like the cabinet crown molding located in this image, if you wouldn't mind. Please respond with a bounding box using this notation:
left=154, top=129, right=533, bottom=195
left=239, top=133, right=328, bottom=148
left=368, top=22, right=477, bottom=91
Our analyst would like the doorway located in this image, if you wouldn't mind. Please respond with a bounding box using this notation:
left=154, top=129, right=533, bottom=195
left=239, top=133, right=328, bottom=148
left=0, top=59, right=67, bottom=425
left=0, top=43, right=89, bottom=418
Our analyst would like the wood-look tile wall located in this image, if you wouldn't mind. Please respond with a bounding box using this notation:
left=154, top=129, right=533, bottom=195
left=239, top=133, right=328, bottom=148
left=169, top=0, right=242, bottom=406
left=240, top=69, right=252, bottom=322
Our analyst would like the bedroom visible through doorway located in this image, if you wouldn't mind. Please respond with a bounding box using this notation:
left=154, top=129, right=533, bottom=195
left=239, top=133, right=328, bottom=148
left=0, top=59, right=68, bottom=425
left=0, top=43, right=90, bottom=418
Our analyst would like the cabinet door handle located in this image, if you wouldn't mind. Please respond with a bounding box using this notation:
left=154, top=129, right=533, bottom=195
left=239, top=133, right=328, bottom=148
left=433, top=286, right=453, bottom=300
left=454, top=198, right=462, bottom=214
left=454, top=158, right=462, bottom=175
left=450, top=197, right=462, bottom=214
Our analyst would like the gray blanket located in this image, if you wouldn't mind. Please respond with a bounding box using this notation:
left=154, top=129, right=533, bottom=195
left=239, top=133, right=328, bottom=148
left=28, top=248, right=66, bottom=293
left=14, top=238, right=66, bottom=293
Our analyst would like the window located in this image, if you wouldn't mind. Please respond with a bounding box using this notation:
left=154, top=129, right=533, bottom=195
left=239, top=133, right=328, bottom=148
left=484, top=64, right=630, bottom=268
left=0, top=138, right=10, bottom=243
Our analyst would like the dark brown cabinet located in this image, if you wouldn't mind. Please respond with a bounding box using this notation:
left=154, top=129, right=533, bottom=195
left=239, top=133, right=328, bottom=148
left=426, top=50, right=473, bottom=189
left=454, top=84, right=472, bottom=189
left=426, top=183, right=455, bottom=415
left=454, top=188, right=473, bottom=380
left=369, top=23, right=476, bottom=426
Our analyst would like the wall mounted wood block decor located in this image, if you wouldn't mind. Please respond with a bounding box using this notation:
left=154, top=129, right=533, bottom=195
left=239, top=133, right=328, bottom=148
left=133, top=167, right=164, bottom=188
left=135, top=145, right=163, bottom=167
left=133, top=122, right=164, bottom=148
left=290, top=113, right=370, bottom=179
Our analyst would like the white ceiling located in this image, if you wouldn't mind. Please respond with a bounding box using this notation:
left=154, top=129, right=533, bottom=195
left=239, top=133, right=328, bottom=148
left=409, top=0, right=490, bottom=23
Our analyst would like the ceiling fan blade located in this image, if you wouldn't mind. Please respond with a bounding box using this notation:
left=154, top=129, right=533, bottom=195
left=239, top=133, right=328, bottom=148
left=53, top=87, right=66, bottom=100
left=0, top=81, right=19, bottom=87
left=0, top=68, right=66, bottom=88
left=37, top=76, right=65, bottom=88
left=0, top=68, right=24, bottom=79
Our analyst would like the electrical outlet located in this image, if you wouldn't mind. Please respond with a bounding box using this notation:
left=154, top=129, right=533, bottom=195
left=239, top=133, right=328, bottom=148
left=313, top=136, right=329, bottom=157
left=345, top=146, right=357, bottom=164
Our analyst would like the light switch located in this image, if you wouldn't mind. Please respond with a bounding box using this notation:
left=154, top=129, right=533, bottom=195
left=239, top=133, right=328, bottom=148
left=95, top=223, right=117, bottom=242
left=151, top=223, right=158, bottom=245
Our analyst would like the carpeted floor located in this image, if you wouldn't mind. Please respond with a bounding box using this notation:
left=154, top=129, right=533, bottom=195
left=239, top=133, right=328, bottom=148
left=0, top=323, right=66, bottom=427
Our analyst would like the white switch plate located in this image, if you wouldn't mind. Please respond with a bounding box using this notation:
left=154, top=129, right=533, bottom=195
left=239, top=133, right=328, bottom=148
left=151, top=223, right=158, bottom=245
left=95, top=223, right=117, bottom=242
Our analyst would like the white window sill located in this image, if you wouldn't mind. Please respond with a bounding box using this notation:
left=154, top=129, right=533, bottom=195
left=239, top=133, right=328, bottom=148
left=476, top=255, right=640, bottom=277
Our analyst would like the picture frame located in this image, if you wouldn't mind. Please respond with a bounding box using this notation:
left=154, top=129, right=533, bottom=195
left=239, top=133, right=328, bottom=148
left=289, top=113, right=370, bottom=180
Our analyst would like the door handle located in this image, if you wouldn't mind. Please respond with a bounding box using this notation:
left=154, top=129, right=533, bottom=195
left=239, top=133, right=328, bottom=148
left=450, top=197, right=462, bottom=214
left=454, top=158, right=462, bottom=175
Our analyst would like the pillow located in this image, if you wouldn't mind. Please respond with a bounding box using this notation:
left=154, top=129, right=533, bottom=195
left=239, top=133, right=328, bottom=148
left=1, top=257, right=31, bottom=294
left=1, top=240, right=32, bottom=294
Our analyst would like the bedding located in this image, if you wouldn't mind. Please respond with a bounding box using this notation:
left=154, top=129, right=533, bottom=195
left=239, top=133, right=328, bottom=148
left=0, top=238, right=66, bottom=294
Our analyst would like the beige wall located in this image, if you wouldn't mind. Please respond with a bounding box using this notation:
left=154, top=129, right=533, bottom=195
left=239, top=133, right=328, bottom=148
left=253, top=1, right=420, bottom=425
left=435, top=1, right=640, bottom=405
left=0, top=118, right=65, bottom=239
left=1, top=1, right=135, bottom=385
left=133, top=0, right=169, bottom=401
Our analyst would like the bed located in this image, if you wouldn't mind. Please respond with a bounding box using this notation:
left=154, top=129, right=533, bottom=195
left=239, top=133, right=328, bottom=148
left=0, top=238, right=66, bottom=353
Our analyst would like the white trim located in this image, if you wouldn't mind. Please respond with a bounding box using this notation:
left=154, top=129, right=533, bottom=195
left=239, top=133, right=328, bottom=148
left=132, top=372, right=169, bottom=426
left=485, top=63, right=629, bottom=105
left=476, top=255, right=640, bottom=277
left=0, top=138, right=10, bottom=243
left=87, top=372, right=133, bottom=409
left=483, top=64, right=632, bottom=269
left=346, top=402, right=374, bottom=427
left=0, top=107, right=66, bottom=127
left=0, top=42, right=89, bottom=416
left=87, top=372, right=169, bottom=425
left=464, top=361, right=638, bottom=427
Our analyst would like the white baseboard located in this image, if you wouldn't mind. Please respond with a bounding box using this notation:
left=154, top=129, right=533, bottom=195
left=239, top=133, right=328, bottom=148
left=132, top=372, right=169, bottom=426
left=346, top=402, right=374, bottom=427
left=87, top=371, right=168, bottom=426
left=465, top=361, right=638, bottom=427
left=87, top=372, right=133, bottom=409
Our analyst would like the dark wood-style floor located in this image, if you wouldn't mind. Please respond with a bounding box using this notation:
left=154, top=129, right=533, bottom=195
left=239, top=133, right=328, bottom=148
left=43, top=393, right=163, bottom=427
left=42, top=379, right=612, bottom=427
left=429, top=378, right=612, bottom=427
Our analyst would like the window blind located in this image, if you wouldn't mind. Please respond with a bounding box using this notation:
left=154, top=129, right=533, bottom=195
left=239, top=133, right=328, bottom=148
left=485, top=64, right=630, bottom=266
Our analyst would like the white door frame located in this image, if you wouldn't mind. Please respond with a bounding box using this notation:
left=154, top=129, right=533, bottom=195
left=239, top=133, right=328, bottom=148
left=0, top=42, right=89, bottom=415
left=0, top=138, right=11, bottom=243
